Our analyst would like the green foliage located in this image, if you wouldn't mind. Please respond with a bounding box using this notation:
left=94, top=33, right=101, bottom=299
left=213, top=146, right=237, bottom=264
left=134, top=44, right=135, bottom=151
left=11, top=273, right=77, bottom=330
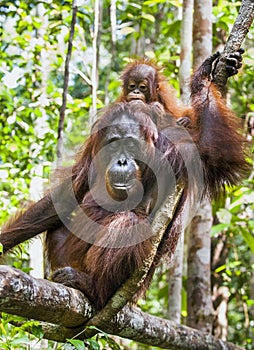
left=67, top=327, right=122, bottom=350
left=0, top=314, right=43, bottom=349
left=139, top=265, right=169, bottom=318
left=211, top=176, right=254, bottom=349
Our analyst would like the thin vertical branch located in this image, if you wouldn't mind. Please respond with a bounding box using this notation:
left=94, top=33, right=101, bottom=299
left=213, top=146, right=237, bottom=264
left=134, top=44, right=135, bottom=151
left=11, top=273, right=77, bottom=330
left=110, top=0, right=117, bottom=63
left=89, top=0, right=100, bottom=126
left=179, top=0, right=193, bottom=104
left=97, top=1, right=102, bottom=83
left=104, top=0, right=117, bottom=105
left=57, top=0, right=78, bottom=164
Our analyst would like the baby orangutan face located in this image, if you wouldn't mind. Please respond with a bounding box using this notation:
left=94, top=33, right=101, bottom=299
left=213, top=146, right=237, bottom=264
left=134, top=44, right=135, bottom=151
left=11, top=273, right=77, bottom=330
left=125, top=79, right=150, bottom=102
left=122, top=63, right=158, bottom=103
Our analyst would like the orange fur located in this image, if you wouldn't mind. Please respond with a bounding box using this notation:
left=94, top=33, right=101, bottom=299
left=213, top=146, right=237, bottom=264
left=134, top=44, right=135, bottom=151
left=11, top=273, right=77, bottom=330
left=0, top=54, right=249, bottom=310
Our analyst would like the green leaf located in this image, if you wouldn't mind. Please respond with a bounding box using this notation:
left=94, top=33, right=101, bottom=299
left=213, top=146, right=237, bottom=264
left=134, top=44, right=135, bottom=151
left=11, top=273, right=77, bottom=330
left=215, top=264, right=226, bottom=273
left=240, top=228, right=254, bottom=254
left=211, top=223, right=229, bottom=236
left=102, top=336, right=121, bottom=350
left=249, top=220, right=254, bottom=230
left=86, top=339, right=101, bottom=350
left=120, top=27, right=135, bottom=35
left=144, top=0, right=181, bottom=5
left=67, top=339, right=86, bottom=350
left=246, top=299, right=254, bottom=307
left=216, top=208, right=232, bottom=224
left=141, top=13, right=155, bottom=22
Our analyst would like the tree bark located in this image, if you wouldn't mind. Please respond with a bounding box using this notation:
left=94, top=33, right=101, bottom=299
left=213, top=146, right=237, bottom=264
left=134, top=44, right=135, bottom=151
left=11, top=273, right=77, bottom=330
left=167, top=0, right=193, bottom=323
left=187, top=0, right=214, bottom=334
left=179, top=0, right=193, bottom=104
left=211, top=233, right=229, bottom=340
left=250, top=253, right=254, bottom=343
left=0, top=266, right=245, bottom=349
left=110, top=0, right=117, bottom=64
left=213, top=0, right=254, bottom=92
left=167, top=238, right=184, bottom=322
left=187, top=199, right=214, bottom=332
left=192, top=0, right=212, bottom=69
left=0, top=265, right=93, bottom=327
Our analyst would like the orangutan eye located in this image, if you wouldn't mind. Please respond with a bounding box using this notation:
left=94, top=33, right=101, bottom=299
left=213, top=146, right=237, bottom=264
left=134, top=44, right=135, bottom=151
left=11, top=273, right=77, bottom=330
left=125, top=138, right=137, bottom=150
left=128, top=82, right=136, bottom=91
left=107, top=139, right=119, bottom=151
left=139, top=83, right=148, bottom=92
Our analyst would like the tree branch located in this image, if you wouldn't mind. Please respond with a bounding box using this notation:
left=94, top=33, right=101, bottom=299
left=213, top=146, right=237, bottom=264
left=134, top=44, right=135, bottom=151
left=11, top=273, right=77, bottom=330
left=57, top=0, right=78, bottom=163
left=0, top=266, right=244, bottom=349
left=89, top=0, right=100, bottom=125
left=0, top=265, right=93, bottom=327
left=213, top=0, right=254, bottom=92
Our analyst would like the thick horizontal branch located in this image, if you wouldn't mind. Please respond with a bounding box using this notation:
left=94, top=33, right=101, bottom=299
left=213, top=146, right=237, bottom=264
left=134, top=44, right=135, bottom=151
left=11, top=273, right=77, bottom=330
left=0, top=266, right=244, bottom=350
left=0, top=265, right=93, bottom=327
left=109, top=307, right=244, bottom=350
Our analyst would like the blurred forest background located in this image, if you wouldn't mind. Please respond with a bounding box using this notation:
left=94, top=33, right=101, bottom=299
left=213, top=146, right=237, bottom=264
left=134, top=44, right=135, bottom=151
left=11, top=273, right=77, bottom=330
left=0, top=0, right=254, bottom=349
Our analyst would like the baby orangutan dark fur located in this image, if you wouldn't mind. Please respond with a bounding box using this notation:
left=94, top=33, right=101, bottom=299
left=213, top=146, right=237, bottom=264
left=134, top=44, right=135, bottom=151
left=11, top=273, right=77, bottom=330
left=0, top=52, right=248, bottom=310
left=118, top=58, right=193, bottom=127
left=118, top=51, right=244, bottom=128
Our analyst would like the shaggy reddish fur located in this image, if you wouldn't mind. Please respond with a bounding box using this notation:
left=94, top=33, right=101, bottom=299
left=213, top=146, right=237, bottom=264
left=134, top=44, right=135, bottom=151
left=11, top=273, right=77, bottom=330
left=0, top=55, right=249, bottom=310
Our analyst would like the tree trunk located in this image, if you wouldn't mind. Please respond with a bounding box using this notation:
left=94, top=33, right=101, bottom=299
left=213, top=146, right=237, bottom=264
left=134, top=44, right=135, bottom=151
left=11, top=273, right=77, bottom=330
left=167, top=238, right=184, bottom=322
left=211, top=232, right=229, bottom=339
left=167, top=0, right=194, bottom=323
left=250, top=253, right=254, bottom=343
left=192, top=0, right=212, bottom=69
left=28, top=3, right=49, bottom=280
left=187, top=199, right=214, bottom=332
left=179, top=0, right=193, bottom=105
left=186, top=0, right=214, bottom=333
left=110, top=0, right=117, bottom=64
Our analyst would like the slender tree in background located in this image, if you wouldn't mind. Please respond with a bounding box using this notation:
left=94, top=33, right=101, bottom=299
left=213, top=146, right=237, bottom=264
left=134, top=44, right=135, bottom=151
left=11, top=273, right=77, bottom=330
left=250, top=254, right=254, bottom=344
left=167, top=0, right=193, bottom=323
left=186, top=0, right=214, bottom=334
left=57, top=0, right=77, bottom=164
left=28, top=2, right=50, bottom=281
left=89, top=0, right=100, bottom=125
left=104, top=0, right=117, bottom=105
left=192, top=0, right=212, bottom=68
left=110, top=0, right=117, bottom=64
left=211, top=231, right=230, bottom=339
left=179, top=0, right=193, bottom=105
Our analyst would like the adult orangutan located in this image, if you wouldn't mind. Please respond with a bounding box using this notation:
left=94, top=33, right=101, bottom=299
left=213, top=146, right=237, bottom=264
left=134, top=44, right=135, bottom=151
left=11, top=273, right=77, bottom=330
left=0, top=51, right=248, bottom=310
